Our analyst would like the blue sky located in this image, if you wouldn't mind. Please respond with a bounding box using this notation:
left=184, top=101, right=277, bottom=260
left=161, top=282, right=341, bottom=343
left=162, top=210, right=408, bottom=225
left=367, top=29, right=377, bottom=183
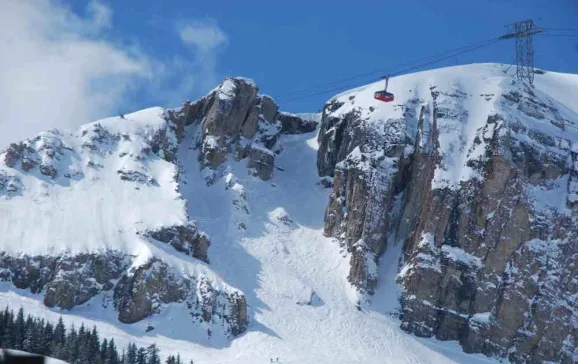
left=1, top=0, right=577, bottom=146
left=103, top=0, right=578, bottom=112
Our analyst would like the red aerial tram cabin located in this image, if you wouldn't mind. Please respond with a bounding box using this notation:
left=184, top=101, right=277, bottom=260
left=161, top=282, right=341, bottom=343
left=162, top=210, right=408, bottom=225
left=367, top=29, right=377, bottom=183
left=374, top=90, right=394, bottom=103
left=374, top=75, right=394, bottom=103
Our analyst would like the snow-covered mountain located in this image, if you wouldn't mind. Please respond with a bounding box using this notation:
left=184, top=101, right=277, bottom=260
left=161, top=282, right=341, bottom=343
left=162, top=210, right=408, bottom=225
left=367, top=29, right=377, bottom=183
left=0, top=63, right=577, bottom=363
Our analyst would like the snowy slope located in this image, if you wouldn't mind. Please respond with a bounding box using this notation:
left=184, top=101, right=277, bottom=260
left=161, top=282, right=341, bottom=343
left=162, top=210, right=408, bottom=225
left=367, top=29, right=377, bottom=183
left=0, top=107, right=185, bottom=256
left=3, top=63, right=577, bottom=363
left=0, top=130, right=497, bottom=364
left=328, top=63, right=578, bottom=190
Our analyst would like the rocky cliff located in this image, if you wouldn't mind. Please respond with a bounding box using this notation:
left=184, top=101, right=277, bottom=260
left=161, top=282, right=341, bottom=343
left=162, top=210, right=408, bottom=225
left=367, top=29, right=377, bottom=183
left=317, top=64, right=578, bottom=363
left=0, top=77, right=315, bottom=338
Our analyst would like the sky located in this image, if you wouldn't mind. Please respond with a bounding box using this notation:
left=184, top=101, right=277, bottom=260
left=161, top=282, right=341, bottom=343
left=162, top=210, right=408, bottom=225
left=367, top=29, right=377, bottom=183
left=1, top=0, right=577, bottom=147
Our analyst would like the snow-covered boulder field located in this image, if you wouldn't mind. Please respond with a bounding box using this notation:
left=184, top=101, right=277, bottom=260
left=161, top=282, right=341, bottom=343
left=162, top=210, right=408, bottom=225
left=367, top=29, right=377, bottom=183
left=318, top=63, right=578, bottom=363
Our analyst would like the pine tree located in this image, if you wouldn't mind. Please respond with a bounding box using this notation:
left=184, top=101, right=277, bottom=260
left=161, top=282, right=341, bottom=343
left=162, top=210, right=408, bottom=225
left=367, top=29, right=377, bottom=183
left=22, top=315, right=38, bottom=353
left=126, top=343, right=138, bottom=364
left=52, top=316, right=66, bottom=359
left=176, top=354, right=182, bottom=364
left=41, top=321, right=54, bottom=356
left=14, top=307, right=25, bottom=350
left=53, top=316, right=66, bottom=344
left=1, top=307, right=13, bottom=348
left=0, top=307, right=5, bottom=347
left=66, top=324, right=79, bottom=363
left=147, top=344, right=160, bottom=364
left=88, top=325, right=101, bottom=364
left=0, top=306, right=165, bottom=364
left=107, top=339, right=120, bottom=364
left=101, top=338, right=109, bottom=364
left=136, top=347, right=148, bottom=364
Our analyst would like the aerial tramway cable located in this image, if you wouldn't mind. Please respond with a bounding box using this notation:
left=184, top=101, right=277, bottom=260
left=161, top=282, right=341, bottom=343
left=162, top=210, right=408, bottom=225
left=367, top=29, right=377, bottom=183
left=278, top=25, right=571, bottom=105
left=280, top=37, right=502, bottom=104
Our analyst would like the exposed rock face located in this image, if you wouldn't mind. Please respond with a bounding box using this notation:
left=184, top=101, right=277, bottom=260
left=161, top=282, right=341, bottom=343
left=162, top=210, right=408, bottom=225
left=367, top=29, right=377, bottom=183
left=0, top=252, right=130, bottom=309
left=247, top=146, right=275, bottom=181
left=317, top=73, right=578, bottom=363
left=0, top=250, right=247, bottom=336
left=165, top=77, right=316, bottom=184
left=0, top=172, right=21, bottom=197
left=113, top=259, right=246, bottom=335
left=143, top=222, right=211, bottom=263
left=278, top=112, right=318, bottom=134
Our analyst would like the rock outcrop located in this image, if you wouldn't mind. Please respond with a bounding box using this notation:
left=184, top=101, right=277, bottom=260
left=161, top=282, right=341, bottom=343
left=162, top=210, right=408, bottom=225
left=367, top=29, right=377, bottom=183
left=0, top=249, right=247, bottom=336
left=0, top=76, right=321, bottom=339
left=166, top=77, right=317, bottom=184
left=317, top=67, right=578, bottom=363
left=142, top=222, right=211, bottom=263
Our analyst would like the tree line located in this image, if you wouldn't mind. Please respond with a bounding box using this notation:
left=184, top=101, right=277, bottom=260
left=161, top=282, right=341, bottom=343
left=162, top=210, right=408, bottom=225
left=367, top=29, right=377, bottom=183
left=0, top=306, right=190, bottom=364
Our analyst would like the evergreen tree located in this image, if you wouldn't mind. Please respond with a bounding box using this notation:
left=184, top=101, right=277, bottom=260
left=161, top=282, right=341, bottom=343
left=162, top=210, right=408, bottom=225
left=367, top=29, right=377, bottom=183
left=0, top=307, right=5, bottom=347
left=41, top=321, right=54, bottom=356
left=0, top=305, right=171, bottom=364
left=107, top=339, right=120, bottom=364
left=147, top=344, right=160, bottom=364
left=101, top=338, right=109, bottom=364
left=53, top=316, right=66, bottom=344
left=1, top=307, right=13, bottom=348
left=52, top=316, right=66, bottom=359
left=87, top=325, right=100, bottom=364
left=126, top=343, right=138, bottom=364
left=22, top=315, right=37, bottom=352
left=176, top=354, right=182, bottom=364
left=66, top=324, right=79, bottom=363
left=14, top=307, right=25, bottom=350
left=136, top=347, right=148, bottom=364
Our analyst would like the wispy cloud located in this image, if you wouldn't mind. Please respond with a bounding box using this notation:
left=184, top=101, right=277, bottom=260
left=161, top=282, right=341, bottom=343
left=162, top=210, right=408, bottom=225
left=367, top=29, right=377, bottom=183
left=177, top=19, right=228, bottom=91
left=86, top=0, right=113, bottom=30
left=179, top=19, right=228, bottom=52
left=0, top=1, right=230, bottom=148
left=0, top=0, right=151, bottom=148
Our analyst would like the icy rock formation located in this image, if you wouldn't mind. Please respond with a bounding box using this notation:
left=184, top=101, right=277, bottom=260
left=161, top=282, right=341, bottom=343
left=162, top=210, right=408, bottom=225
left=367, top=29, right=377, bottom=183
left=317, top=64, right=578, bottom=363
left=166, top=77, right=317, bottom=183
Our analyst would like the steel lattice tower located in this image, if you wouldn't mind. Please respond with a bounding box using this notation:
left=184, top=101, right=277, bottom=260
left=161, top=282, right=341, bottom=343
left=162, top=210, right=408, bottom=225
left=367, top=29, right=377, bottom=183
left=500, top=20, right=544, bottom=84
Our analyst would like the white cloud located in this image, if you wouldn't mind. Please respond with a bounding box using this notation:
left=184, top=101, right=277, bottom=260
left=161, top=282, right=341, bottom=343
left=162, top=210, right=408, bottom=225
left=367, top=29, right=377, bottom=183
left=86, top=0, right=113, bottom=30
left=0, top=1, right=229, bottom=149
left=0, top=0, right=151, bottom=148
left=177, top=19, right=228, bottom=92
left=179, top=20, right=227, bottom=52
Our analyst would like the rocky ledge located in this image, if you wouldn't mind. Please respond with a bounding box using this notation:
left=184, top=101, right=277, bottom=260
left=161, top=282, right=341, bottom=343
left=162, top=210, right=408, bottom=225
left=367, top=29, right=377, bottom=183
left=317, top=76, right=578, bottom=363
left=166, top=77, right=318, bottom=184
left=0, top=241, right=247, bottom=336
